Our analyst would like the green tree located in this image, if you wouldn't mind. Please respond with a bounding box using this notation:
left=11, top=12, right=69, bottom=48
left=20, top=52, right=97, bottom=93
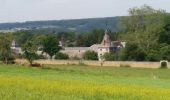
left=76, top=29, right=105, bottom=47
left=120, top=5, right=165, bottom=52
left=13, top=30, right=34, bottom=46
left=118, top=5, right=167, bottom=61
left=22, top=40, right=38, bottom=66
left=146, top=49, right=160, bottom=61
left=83, top=50, right=98, bottom=60
left=103, top=52, right=114, bottom=61
left=0, top=34, right=14, bottom=64
left=119, top=42, right=146, bottom=61
left=159, top=44, right=170, bottom=61
left=120, top=4, right=165, bottom=32
left=41, top=34, right=61, bottom=59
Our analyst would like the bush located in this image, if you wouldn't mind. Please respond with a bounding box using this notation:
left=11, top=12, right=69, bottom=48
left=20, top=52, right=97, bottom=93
left=83, top=50, right=98, bottom=60
left=0, top=53, right=15, bottom=64
left=146, top=50, right=160, bottom=61
left=160, top=60, right=168, bottom=68
left=55, top=52, right=69, bottom=60
left=119, top=42, right=146, bottom=61
left=159, top=44, right=170, bottom=61
left=103, top=52, right=114, bottom=61
left=120, top=64, right=131, bottom=68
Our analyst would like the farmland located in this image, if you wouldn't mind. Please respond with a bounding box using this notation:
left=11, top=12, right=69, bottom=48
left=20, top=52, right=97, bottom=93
left=0, top=64, right=170, bottom=100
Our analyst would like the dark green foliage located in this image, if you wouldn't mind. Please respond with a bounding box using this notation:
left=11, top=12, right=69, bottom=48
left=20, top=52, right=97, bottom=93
left=76, top=29, right=105, bottom=47
left=83, top=50, right=98, bottom=60
left=119, top=42, right=146, bottom=61
left=22, top=40, right=38, bottom=66
left=159, top=15, right=170, bottom=44
left=0, top=53, right=15, bottom=64
left=118, top=5, right=170, bottom=61
left=159, top=44, right=170, bottom=61
left=13, top=30, right=34, bottom=46
left=103, top=52, right=114, bottom=61
left=0, top=33, right=14, bottom=64
left=41, top=34, right=61, bottom=59
left=120, top=64, right=131, bottom=68
left=160, top=61, right=168, bottom=68
left=146, top=50, right=160, bottom=61
left=55, top=52, right=69, bottom=60
left=159, top=31, right=170, bottom=44
left=23, top=51, right=38, bottom=65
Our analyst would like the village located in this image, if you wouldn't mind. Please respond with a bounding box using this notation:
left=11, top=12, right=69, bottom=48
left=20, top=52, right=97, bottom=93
left=11, top=30, right=126, bottom=61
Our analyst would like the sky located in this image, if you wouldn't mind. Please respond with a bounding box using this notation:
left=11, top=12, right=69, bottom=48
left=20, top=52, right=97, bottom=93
left=0, top=0, right=170, bottom=23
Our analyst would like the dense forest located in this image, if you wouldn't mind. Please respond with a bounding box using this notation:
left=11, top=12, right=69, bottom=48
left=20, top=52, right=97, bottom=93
left=0, top=5, right=170, bottom=63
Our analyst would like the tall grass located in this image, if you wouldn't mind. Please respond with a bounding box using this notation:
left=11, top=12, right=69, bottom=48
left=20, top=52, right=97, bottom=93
left=0, top=64, right=170, bottom=100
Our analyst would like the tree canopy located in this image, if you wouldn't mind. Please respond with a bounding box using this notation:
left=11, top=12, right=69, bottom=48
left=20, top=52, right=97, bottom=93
left=41, top=34, right=61, bottom=59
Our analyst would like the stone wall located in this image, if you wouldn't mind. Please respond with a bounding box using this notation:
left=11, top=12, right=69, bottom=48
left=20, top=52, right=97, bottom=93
left=15, top=59, right=170, bottom=69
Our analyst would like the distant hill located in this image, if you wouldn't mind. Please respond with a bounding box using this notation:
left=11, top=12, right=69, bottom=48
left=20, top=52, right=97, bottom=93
left=0, top=17, right=119, bottom=32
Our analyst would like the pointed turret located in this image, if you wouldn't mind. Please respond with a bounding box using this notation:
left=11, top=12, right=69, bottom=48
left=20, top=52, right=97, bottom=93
left=11, top=40, right=19, bottom=48
left=101, top=30, right=112, bottom=46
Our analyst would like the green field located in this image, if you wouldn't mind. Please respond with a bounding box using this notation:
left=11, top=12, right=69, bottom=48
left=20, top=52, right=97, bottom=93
left=0, top=64, right=170, bottom=100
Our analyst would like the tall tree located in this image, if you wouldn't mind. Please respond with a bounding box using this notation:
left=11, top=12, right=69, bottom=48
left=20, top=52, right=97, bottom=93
left=22, top=40, right=38, bottom=66
left=119, top=4, right=166, bottom=57
left=41, top=34, right=61, bottom=59
left=0, top=33, right=13, bottom=64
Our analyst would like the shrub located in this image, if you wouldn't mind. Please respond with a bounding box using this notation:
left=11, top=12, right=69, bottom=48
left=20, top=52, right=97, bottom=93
left=22, top=40, right=39, bottom=66
left=120, top=64, right=131, bottom=68
left=103, top=52, right=114, bottom=61
left=23, top=51, right=39, bottom=66
left=83, top=50, right=98, bottom=60
left=159, top=44, right=170, bottom=61
left=0, top=53, right=15, bottom=64
left=160, top=60, right=168, bottom=68
left=146, top=50, right=160, bottom=61
left=119, top=42, right=146, bottom=61
left=55, top=52, right=69, bottom=60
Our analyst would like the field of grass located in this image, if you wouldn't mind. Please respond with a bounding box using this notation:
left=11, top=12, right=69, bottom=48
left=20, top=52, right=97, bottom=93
left=0, top=64, right=170, bottom=100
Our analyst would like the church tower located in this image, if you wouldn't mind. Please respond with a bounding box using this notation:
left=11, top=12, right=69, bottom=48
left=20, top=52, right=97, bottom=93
left=98, top=29, right=113, bottom=61
left=101, top=30, right=112, bottom=47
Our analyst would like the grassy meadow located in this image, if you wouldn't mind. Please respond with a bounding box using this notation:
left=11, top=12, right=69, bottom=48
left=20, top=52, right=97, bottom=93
left=0, top=64, right=170, bottom=100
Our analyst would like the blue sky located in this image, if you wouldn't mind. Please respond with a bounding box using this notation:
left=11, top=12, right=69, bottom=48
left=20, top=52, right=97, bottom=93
left=0, top=0, right=170, bottom=23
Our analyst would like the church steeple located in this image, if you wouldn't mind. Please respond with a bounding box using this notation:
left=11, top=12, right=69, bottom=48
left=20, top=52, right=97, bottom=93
left=101, top=29, right=112, bottom=46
